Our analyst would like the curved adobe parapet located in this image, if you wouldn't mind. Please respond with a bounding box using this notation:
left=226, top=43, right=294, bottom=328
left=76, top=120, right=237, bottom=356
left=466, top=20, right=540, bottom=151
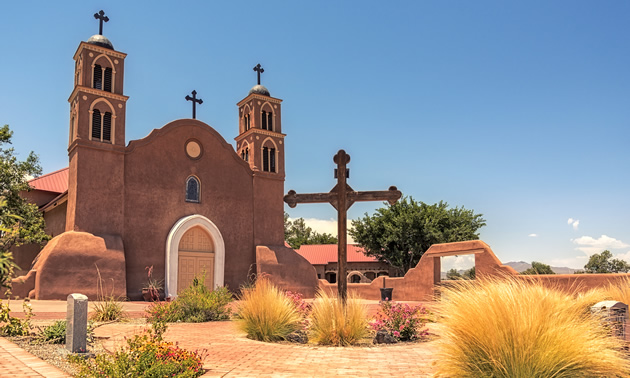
left=24, top=231, right=127, bottom=300
left=256, top=245, right=319, bottom=297
left=125, top=118, right=252, bottom=174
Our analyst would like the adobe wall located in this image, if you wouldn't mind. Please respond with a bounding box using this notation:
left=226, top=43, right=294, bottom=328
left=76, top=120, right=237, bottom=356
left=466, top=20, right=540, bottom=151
left=256, top=245, right=319, bottom=297
left=291, top=240, right=630, bottom=301
left=7, top=231, right=126, bottom=300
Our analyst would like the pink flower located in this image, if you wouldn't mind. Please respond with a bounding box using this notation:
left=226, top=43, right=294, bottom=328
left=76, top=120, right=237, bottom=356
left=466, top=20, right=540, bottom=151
left=393, top=331, right=400, bottom=337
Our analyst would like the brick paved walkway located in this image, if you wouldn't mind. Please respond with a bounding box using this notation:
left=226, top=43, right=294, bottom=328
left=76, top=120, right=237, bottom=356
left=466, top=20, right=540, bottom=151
left=3, top=300, right=439, bottom=377
left=0, top=337, right=69, bottom=377
left=94, top=321, right=440, bottom=377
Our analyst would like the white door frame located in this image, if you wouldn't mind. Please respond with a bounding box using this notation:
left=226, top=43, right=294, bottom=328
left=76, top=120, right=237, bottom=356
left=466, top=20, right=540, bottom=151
left=165, top=214, right=225, bottom=298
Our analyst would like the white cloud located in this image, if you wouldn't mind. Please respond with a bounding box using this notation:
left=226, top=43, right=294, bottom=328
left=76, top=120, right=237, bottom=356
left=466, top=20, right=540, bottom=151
left=572, top=235, right=629, bottom=255
left=528, top=233, right=538, bottom=237
left=567, top=218, right=579, bottom=230
left=441, top=255, right=475, bottom=272
left=549, top=256, right=587, bottom=270
left=614, top=251, right=630, bottom=263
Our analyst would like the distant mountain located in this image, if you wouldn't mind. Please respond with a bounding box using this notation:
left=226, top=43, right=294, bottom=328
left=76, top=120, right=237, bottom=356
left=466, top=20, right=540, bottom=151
left=504, top=261, right=577, bottom=275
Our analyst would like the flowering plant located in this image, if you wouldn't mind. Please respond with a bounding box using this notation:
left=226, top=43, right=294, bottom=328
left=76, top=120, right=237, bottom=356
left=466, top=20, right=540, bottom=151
left=142, top=266, right=163, bottom=301
left=285, top=290, right=311, bottom=330
left=370, top=301, right=429, bottom=341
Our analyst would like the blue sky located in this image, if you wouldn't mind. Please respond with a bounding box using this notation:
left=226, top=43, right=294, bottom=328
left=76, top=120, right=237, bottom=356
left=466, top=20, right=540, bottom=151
left=1, top=1, right=628, bottom=269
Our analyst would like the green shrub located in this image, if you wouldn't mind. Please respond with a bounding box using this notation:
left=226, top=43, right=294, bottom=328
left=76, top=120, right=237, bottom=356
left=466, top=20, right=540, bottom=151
left=435, top=277, right=630, bottom=377
left=236, top=278, right=302, bottom=342
left=308, top=291, right=369, bottom=346
left=36, top=320, right=95, bottom=344
left=91, top=296, right=127, bottom=322
left=145, top=273, right=232, bottom=323
left=73, top=329, right=206, bottom=377
left=0, top=298, right=33, bottom=336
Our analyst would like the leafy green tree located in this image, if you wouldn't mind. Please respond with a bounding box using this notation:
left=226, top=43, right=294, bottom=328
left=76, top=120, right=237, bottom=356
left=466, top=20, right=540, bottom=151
left=284, top=213, right=338, bottom=249
left=446, top=268, right=463, bottom=280
left=584, top=250, right=630, bottom=273
left=463, top=266, right=476, bottom=279
left=0, top=125, right=49, bottom=288
left=521, top=261, right=555, bottom=275
left=350, top=196, right=486, bottom=275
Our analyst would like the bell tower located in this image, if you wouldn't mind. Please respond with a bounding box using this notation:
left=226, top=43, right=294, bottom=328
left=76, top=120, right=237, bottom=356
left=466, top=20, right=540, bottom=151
left=66, top=10, right=128, bottom=236
left=235, top=64, right=285, bottom=177
left=235, top=64, right=286, bottom=245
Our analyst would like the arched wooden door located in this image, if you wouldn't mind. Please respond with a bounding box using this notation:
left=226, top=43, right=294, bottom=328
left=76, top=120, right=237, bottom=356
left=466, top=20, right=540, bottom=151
left=177, top=226, right=215, bottom=293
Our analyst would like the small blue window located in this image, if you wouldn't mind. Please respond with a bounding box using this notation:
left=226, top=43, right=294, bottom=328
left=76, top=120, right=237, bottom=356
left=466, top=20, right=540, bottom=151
left=186, top=176, right=200, bottom=203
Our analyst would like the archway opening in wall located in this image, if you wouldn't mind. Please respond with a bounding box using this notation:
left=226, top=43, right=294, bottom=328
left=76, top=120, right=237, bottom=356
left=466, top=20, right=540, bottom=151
left=178, top=226, right=214, bottom=294
left=350, top=274, right=361, bottom=283
left=165, top=215, right=225, bottom=298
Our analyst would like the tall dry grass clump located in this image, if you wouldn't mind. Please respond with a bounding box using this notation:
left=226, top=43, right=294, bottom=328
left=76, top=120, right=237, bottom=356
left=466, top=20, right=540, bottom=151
left=309, top=291, right=369, bottom=346
left=603, top=275, right=630, bottom=305
left=435, top=276, right=630, bottom=378
left=236, top=278, right=302, bottom=342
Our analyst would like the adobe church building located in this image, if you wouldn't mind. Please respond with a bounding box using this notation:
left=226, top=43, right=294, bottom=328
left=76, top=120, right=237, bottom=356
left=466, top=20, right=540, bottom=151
left=10, top=21, right=317, bottom=300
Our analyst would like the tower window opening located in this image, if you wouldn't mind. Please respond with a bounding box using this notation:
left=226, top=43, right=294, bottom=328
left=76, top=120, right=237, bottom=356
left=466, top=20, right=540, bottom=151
left=91, top=109, right=102, bottom=139
left=104, top=67, right=113, bottom=92
left=102, top=112, right=112, bottom=142
left=267, top=111, right=273, bottom=131
left=186, top=176, right=200, bottom=203
left=270, top=148, right=276, bottom=172
left=262, top=147, right=269, bottom=171
left=261, top=111, right=267, bottom=130
left=244, top=114, right=251, bottom=131
left=93, top=64, right=102, bottom=90
left=245, top=147, right=249, bottom=162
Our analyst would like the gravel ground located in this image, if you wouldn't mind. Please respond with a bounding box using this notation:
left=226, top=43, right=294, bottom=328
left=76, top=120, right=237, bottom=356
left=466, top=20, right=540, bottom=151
left=8, top=318, right=148, bottom=377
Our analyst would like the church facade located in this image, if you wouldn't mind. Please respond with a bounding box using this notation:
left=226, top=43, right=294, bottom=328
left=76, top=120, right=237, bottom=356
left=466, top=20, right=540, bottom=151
left=11, top=26, right=292, bottom=300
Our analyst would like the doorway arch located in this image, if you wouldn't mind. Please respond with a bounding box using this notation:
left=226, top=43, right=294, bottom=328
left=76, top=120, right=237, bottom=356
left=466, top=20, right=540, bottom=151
left=165, top=214, right=225, bottom=298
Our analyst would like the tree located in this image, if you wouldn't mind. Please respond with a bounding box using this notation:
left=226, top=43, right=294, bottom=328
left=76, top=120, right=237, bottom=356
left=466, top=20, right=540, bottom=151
left=446, top=268, right=462, bottom=280
left=521, top=261, right=555, bottom=275
left=349, top=196, right=486, bottom=275
left=584, top=250, right=630, bottom=273
left=284, top=213, right=338, bottom=249
left=0, top=125, right=49, bottom=288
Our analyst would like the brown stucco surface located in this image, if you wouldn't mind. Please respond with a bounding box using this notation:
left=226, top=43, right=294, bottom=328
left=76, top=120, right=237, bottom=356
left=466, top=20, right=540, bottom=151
left=256, top=245, right=319, bottom=297
left=7, top=231, right=126, bottom=300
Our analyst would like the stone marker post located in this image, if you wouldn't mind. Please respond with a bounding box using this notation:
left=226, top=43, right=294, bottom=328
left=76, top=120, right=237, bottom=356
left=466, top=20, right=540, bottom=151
left=66, top=293, right=88, bottom=353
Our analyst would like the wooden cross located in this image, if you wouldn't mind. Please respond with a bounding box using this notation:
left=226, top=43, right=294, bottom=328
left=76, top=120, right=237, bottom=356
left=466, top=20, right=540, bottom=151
left=253, top=64, right=264, bottom=85
left=93, top=10, right=109, bottom=36
left=185, top=90, right=203, bottom=119
left=284, top=149, right=401, bottom=303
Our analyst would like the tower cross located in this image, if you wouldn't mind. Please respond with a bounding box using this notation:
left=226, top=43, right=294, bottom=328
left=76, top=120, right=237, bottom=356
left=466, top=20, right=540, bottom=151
left=93, top=10, right=109, bottom=36
left=185, top=90, right=203, bottom=119
left=253, top=64, right=264, bottom=85
left=284, top=150, right=402, bottom=303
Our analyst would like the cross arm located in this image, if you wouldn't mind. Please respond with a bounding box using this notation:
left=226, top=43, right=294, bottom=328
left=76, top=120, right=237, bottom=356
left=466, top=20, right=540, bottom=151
left=283, top=190, right=337, bottom=208
left=348, top=186, right=402, bottom=206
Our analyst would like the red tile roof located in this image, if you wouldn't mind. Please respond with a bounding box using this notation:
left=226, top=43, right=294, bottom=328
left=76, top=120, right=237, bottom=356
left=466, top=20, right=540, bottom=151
left=295, top=244, right=379, bottom=265
left=28, top=167, right=69, bottom=194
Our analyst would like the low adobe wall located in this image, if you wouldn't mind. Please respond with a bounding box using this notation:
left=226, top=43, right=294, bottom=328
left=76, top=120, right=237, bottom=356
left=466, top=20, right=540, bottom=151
left=4, top=231, right=126, bottom=300
left=271, top=240, right=630, bottom=301
left=256, top=245, right=319, bottom=297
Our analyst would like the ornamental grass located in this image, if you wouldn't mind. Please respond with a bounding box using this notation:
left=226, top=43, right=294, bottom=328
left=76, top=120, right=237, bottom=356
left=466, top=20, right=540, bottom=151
left=237, top=278, right=302, bottom=342
left=435, top=276, right=630, bottom=378
left=308, top=290, right=369, bottom=346
left=603, top=275, right=630, bottom=306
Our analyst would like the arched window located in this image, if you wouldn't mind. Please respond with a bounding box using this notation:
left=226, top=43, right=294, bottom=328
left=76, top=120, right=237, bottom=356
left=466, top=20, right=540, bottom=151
left=267, top=111, right=273, bottom=131
left=261, top=111, right=267, bottom=130
left=93, top=64, right=102, bottom=89
left=104, top=67, right=113, bottom=92
left=92, top=109, right=101, bottom=139
left=244, top=114, right=250, bottom=131
left=262, top=147, right=276, bottom=172
left=186, top=176, right=200, bottom=203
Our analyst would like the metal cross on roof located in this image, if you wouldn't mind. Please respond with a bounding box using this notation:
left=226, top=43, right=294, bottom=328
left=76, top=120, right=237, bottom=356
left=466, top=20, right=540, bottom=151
left=185, top=90, right=203, bottom=119
left=284, top=149, right=402, bottom=303
left=93, top=10, right=109, bottom=36
left=253, top=64, right=264, bottom=85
